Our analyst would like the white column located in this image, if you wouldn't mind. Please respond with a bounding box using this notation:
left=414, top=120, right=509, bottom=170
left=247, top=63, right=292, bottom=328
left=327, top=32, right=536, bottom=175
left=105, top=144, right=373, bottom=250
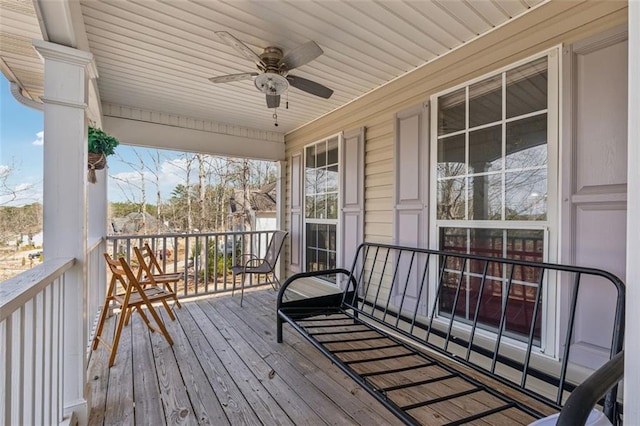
left=33, top=40, right=96, bottom=425
left=626, top=1, right=640, bottom=423
left=276, top=160, right=286, bottom=279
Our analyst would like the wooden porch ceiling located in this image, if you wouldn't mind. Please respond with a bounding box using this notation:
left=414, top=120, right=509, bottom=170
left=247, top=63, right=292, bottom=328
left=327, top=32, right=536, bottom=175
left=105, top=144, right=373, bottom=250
left=2, top=0, right=545, bottom=137
left=87, top=287, right=400, bottom=425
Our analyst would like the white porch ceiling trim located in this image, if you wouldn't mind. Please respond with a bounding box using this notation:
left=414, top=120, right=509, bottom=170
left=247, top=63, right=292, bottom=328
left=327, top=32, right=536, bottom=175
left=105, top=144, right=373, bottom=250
left=103, top=103, right=285, bottom=161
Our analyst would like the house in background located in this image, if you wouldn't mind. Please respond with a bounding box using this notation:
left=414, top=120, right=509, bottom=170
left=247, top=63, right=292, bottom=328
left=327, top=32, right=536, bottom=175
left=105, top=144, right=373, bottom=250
left=227, top=182, right=277, bottom=233
left=0, top=0, right=639, bottom=424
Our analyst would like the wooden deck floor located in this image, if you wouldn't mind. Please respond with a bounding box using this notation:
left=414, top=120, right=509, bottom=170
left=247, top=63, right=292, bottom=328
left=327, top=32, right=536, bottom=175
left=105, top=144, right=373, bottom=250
left=87, top=286, right=402, bottom=425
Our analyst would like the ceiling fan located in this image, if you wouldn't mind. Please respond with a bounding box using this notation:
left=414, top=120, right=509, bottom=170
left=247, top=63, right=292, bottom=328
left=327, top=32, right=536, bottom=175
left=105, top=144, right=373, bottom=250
left=209, top=31, right=333, bottom=109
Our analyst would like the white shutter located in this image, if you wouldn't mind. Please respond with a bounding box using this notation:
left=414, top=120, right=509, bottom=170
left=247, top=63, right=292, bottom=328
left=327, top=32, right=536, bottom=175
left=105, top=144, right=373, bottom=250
left=289, top=151, right=303, bottom=273
left=340, top=127, right=365, bottom=282
left=393, top=103, right=429, bottom=310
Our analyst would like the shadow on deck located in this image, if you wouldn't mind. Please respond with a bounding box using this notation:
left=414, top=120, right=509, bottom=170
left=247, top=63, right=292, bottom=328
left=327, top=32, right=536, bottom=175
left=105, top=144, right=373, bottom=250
left=87, top=286, right=399, bottom=425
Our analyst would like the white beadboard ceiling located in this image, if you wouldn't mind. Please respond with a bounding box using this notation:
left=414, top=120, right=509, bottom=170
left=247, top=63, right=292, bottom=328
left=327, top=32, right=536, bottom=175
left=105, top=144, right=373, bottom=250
left=1, top=0, right=545, bottom=134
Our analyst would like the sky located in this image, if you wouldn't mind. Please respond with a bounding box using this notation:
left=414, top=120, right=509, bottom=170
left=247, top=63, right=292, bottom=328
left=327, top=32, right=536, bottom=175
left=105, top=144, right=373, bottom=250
left=0, top=77, right=44, bottom=206
left=0, top=75, right=238, bottom=207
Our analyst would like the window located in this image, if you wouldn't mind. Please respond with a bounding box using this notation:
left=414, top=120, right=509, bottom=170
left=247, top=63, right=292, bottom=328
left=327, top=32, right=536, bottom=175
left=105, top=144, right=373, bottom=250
left=304, top=136, right=340, bottom=279
left=431, top=53, right=557, bottom=344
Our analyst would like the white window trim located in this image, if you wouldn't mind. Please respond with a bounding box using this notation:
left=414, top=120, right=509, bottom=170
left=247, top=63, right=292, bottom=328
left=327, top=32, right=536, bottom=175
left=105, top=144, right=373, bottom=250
left=428, top=47, right=561, bottom=358
left=302, top=132, right=343, bottom=283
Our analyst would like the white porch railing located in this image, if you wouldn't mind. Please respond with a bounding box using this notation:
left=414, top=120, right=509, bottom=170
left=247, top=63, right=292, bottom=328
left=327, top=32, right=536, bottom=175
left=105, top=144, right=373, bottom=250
left=0, top=257, right=75, bottom=426
left=107, top=230, right=280, bottom=298
left=86, top=238, right=107, bottom=351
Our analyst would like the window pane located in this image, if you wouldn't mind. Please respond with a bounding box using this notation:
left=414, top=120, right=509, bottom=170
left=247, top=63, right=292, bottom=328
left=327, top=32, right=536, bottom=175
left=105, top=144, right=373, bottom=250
left=327, top=138, right=339, bottom=165
left=305, top=169, right=316, bottom=195
left=326, top=193, right=338, bottom=219
left=505, top=169, right=547, bottom=220
left=469, top=125, right=502, bottom=174
left=506, top=57, right=547, bottom=118
left=306, top=223, right=318, bottom=248
left=327, top=165, right=338, bottom=192
left=317, top=141, right=327, bottom=168
left=305, top=146, right=315, bottom=168
left=506, top=114, right=547, bottom=170
left=316, top=168, right=327, bottom=193
left=315, top=194, right=326, bottom=219
left=305, top=195, right=315, bottom=219
left=468, top=174, right=502, bottom=220
left=469, top=75, right=502, bottom=128
left=438, top=88, right=465, bottom=135
left=437, top=134, right=465, bottom=178
left=507, top=229, right=544, bottom=263
left=439, top=227, right=467, bottom=253
left=469, top=228, right=504, bottom=258
left=437, top=178, right=466, bottom=220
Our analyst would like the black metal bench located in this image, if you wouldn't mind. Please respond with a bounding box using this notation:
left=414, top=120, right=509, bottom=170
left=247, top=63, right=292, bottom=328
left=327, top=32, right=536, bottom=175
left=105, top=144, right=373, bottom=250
left=277, top=242, right=625, bottom=425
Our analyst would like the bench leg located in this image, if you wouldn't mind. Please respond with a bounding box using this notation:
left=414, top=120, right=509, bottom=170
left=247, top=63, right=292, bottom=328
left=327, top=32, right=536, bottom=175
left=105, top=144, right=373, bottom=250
left=277, top=316, right=283, bottom=343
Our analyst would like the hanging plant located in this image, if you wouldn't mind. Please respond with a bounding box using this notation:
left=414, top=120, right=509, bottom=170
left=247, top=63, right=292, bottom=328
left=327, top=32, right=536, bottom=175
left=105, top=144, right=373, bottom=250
left=88, top=126, right=119, bottom=183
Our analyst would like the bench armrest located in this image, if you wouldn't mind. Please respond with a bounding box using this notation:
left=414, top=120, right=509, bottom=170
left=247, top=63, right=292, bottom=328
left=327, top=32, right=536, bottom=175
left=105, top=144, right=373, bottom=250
left=276, top=268, right=354, bottom=309
left=556, top=350, right=624, bottom=426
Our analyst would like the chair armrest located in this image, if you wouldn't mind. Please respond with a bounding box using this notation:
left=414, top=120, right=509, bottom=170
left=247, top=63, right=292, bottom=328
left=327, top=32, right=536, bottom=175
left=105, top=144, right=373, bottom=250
left=556, top=350, right=624, bottom=426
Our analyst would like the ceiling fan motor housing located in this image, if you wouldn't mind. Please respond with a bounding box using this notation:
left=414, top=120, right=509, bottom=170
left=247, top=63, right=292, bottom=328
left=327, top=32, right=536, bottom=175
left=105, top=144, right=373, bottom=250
left=254, top=72, right=289, bottom=95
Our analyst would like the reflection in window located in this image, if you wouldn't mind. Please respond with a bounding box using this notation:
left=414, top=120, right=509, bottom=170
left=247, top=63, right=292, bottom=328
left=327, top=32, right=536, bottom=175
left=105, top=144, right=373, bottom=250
left=304, top=136, right=339, bottom=283
left=436, top=56, right=549, bottom=222
left=438, top=227, right=544, bottom=342
left=437, top=178, right=465, bottom=220
left=507, top=57, right=548, bottom=119
left=305, top=138, right=339, bottom=220
left=435, top=54, right=552, bottom=343
left=438, top=88, right=465, bottom=135
left=469, top=74, right=502, bottom=128
left=468, top=174, right=502, bottom=220
left=305, top=223, right=337, bottom=272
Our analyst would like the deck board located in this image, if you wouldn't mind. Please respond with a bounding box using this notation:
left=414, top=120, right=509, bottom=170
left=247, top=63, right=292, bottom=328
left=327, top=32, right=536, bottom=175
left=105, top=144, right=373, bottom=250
left=131, top=313, right=165, bottom=426
left=88, top=286, right=547, bottom=425
left=89, top=287, right=397, bottom=425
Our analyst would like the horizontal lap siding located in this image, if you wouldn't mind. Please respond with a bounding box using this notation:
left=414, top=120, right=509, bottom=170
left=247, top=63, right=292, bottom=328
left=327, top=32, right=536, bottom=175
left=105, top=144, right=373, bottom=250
left=284, top=0, right=627, bottom=278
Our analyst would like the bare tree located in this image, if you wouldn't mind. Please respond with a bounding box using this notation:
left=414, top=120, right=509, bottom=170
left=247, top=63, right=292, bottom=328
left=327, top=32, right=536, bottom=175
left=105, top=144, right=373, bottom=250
left=0, top=163, right=37, bottom=206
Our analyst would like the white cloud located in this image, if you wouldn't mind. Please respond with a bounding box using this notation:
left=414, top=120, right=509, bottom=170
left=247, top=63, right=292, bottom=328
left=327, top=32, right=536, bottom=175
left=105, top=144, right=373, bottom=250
left=111, top=171, right=145, bottom=182
left=32, top=131, right=44, bottom=146
left=15, top=182, right=34, bottom=192
left=0, top=181, right=42, bottom=206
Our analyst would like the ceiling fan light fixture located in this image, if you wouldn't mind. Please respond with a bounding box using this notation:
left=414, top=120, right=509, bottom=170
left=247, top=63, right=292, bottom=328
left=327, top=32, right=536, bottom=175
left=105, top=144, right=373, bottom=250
left=254, top=73, right=289, bottom=96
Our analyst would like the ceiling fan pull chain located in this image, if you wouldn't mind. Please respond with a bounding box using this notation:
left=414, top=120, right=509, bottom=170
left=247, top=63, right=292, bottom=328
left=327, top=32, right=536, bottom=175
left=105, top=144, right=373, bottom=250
left=273, top=109, right=279, bottom=127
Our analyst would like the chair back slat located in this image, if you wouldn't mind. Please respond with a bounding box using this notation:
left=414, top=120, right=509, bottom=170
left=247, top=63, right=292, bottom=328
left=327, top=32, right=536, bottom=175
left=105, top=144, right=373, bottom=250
left=266, top=231, right=288, bottom=266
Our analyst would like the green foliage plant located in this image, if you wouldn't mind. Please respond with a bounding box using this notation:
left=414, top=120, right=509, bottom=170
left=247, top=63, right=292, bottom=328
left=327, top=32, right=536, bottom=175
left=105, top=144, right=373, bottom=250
left=88, top=126, right=119, bottom=156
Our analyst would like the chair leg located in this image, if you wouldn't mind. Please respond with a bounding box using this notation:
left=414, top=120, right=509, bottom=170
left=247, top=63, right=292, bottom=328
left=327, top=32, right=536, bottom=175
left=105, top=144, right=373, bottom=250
left=135, top=306, right=156, bottom=333
left=161, top=299, right=176, bottom=321
left=92, top=296, right=112, bottom=351
left=169, top=285, right=182, bottom=309
left=108, top=309, right=129, bottom=367
left=240, top=272, right=245, bottom=307
left=231, top=273, right=237, bottom=297
left=139, top=291, right=174, bottom=346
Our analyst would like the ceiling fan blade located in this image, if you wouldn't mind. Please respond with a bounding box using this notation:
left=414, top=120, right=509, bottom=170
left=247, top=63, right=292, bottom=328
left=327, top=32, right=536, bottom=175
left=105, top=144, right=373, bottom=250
left=208, top=72, right=258, bottom=83
left=287, top=75, right=333, bottom=99
left=266, top=94, right=280, bottom=109
left=280, top=41, right=323, bottom=70
left=215, top=31, right=265, bottom=66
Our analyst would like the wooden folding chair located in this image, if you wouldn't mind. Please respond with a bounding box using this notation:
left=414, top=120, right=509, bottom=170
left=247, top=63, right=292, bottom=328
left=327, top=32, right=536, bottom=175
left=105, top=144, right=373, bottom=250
left=135, top=243, right=183, bottom=310
left=93, top=253, right=175, bottom=367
